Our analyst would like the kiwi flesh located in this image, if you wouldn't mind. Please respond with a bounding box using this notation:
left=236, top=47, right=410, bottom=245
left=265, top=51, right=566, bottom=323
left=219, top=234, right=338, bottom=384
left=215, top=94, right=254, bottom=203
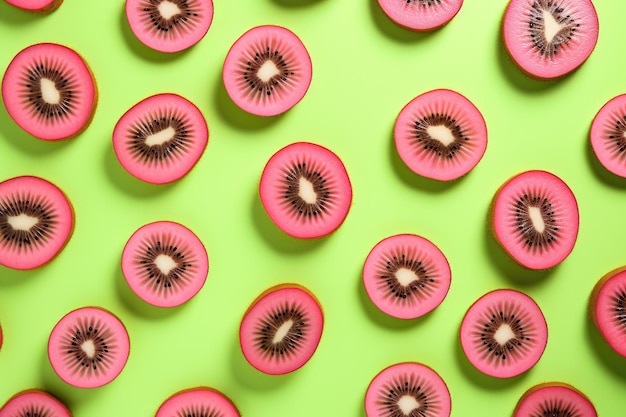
left=589, top=266, right=626, bottom=358
left=0, top=389, right=72, bottom=417
left=512, top=382, right=597, bottom=417
left=589, top=93, right=626, bottom=178
left=155, top=387, right=240, bottom=417
left=4, top=0, right=63, bottom=13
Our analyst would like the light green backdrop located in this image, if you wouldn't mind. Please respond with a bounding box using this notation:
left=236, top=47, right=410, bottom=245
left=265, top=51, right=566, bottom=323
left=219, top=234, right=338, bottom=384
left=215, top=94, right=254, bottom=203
left=1, top=1, right=625, bottom=416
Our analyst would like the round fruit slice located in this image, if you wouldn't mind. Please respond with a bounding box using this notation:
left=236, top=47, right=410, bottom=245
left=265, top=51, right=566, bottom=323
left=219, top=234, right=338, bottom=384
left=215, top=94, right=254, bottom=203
left=364, top=362, right=451, bottom=417
left=590, top=94, right=626, bottom=178
left=490, top=170, right=579, bottom=270
left=121, top=220, right=208, bottom=308
left=377, top=0, right=464, bottom=31
left=363, top=233, right=451, bottom=319
left=460, top=289, right=548, bottom=378
left=155, top=387, right=240, bottom=417
left=394, top=88, right=487, bottom=181
left=48, top=306, right=130, bottom=388
left=239, top=283, right=324, bottom=375
left=0, top=175, right=74, bottom=270
left=125, top=0, right=214, bottom=53
left=112, top=93, right=208, bottom=184
left=502, top=0, right=599, bottom=80
left=5, top=0, right=63, bottom=13
left=513, top=382, right=597, bottom=417
left=2, top=42, right=97, bottom=141
left=589, top=266, right=626, bottom=358
left=259, top=141, right=352, bottom=239
left=0, top=389, right=71, bottom=417
left=223, top=25, right=312, bottom=116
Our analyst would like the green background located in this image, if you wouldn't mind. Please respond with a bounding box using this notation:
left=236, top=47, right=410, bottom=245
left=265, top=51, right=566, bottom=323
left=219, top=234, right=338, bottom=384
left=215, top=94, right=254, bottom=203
left=1, top=0, right=625, bottom=416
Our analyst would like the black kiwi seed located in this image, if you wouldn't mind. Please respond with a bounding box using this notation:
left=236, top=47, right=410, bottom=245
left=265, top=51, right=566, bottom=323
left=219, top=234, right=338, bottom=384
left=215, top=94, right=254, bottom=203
left=136, top=236, right=194, bottom=291
left=254, top=303, right=308, bottom=360
left=377, top=375, right=434, bottom=417
left=409, top=0, right=442, bottom=6
left=62, top=319, right=113, bottom=376
left=0, top=194, right=56, bottom=251
left=377, top=252, right=436, bottom=302
left=478, top=304, right=532, bottom=364
left=606, top=115, right=626, bottom=158
left=284, top=162, right=333, bottom=219
left=513, top=192, right=560, bottom=251
left=15, top=405, right=49, bottom=417
left=412, top=112, right=467, bottom=159
left=242, top=47, right=295, bottom=98
left=612, top=289, right=626, bottom=329
left=533, top=398, right=578, bottom=417
left=143, top=0, right=199, bottom=33
left=20, top=60, right=76, bottom=122
left=528, top=0, right=579, bottom=59
left=126, top=112, right=190, bottom=163
left=179, top=406, right=220, bottom=417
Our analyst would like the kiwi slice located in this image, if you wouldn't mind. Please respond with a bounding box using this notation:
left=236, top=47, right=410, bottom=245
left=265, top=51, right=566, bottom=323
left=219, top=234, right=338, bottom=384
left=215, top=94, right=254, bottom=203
left=125, top=0, right=214, bottom=53
left=490, top=170, right=579, bottom=270
left=364, top=362, right=451, bottom=417
left=394, top=88, right=487, bottom=181
left=47, top=306, right=130, bottom=388
left=589, top=266, right=626, bottom=358
left=223, top=25, right=313, bottom=117
left=4, top=0, right=63, bottom=13
left=502, top=0, right=599, bottom=79
left=590, top=93, right=626, bottom=178
left=155, top=387, right=240, bottom=417
left=0, top=389, right=72, bottom=417
left=239, top=283, right=324, bottom=375
left=362, top=233, right=451, bottom=319
left=459, top=289, right=548, bottom=378
left=512, top=382, right=597, bottom=417
left=377, top=0, right=464, bottom=31
left=2, top=42, right=97, bottom=141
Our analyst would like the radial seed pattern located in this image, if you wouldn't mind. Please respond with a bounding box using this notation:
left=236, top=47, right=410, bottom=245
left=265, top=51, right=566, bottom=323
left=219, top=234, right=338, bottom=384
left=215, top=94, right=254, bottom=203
left=253, top=301, right=308, bottom=362
left=0, top=190, right=57, bottom=253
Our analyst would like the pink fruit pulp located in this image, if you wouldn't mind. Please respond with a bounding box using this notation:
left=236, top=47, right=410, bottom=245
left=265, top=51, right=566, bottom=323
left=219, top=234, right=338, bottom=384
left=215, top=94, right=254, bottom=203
left=459, top=289, right=548, bottom=378
left=48, top=306, right=130, bottom=388
left=590, top=93, right=626, bottom=178
left=589, top=266, right=626, bottom=358
left=0, top=390, right=71, bottom=417
left=362, top=233, right=451, bottom=319
left=239, top=284, right=324, bottom=375
left=513, top=383, right=597, bottom=417
left=364, top=362, right=451, bottom=417
left=155, top=387, right=240, bottom=417
left=377, top=0, right=464, bottom=31
left=394, top=88, right=487, bottom=181
left=112, top=93, right=208, bottom=184
left=2, top=43, right=97, bottom=141
left=0, top=175, right=74, bottom=270
left=502, top=0, right=599, bottom=80
left=4, top=0, right=62, bottom=12
left=121, top=220, right=209, bottom=308
left=491, top=170, right=579, bottom=270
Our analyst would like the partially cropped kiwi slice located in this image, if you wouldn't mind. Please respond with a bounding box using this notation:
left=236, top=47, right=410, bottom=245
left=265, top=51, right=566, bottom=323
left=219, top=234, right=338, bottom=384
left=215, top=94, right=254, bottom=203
left=512, top=382, right=597, bottom=417
left=155, top=387, right=240, bottom=417
left=0, top=389, right=72, bottom=417
left=589, top=266, right=626, bottom=358
left=4, top=0, right=63, bottom=13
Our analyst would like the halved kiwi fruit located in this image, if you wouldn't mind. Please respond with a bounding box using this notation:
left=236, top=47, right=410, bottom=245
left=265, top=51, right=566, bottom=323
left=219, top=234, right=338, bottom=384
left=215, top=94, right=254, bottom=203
left=223, top=25, right=313, bottom=116
left=0, top=389, right=72, bottom=417
left=0, top=175, right=74, bottom=270
left=4, top=0, right=63, bottom=13
left=490, top=170, right=579, bottom=270
left=590, top=93, right=626, bottom=178
left=589, top=266, right=626, bottom=358
left=2, top=42, right=97, bottom=141
left=364, top=361, right=451, bottom=417
left=125, top=0, right=214, bottom=53
left=48, top=306, right=130, bottom=388
left=362, top=233, right=451, bottom=319
left=239, top=283, right=324, bottom=375
left=155, top=387, right=240, bottom=417
left=512, top=382, right=597, bottom=417
left=377, top=0, right=464, bottom=31
left=502, top=0, right=599, bottom=80
left=459, top=289, right=548, bottom=378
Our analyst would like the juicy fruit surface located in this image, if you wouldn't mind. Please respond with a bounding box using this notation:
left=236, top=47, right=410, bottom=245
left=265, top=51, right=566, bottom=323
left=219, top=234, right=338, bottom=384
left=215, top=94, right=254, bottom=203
left=112, top=93, right=208, bottom=184
left=155, top=387, right=240, bottom=417
left=239, top=284, right=324, bottom=375
left=590, top=266, right=626, bottom=358
left=1, top=42, right=97, bottom=141
left=259, top=141, right=352, bottom=239
left=125, top=0, right=214, bottom=53
left=491, top=170, right=579, bottom=270
left=460, top=289, right=548, bottom=378
left=48, top=306, right=130, bottom=388
left=590, top=93, right=626, bottom=178
left=5, top=0, right=62, bottom=12
left=223, top=25, right=312, bottom=116
left=0, top=389, right=71, bottom=417
left=394, top=88, right=487, bottom=181
left=377, top=0, right=464, bottom=31
left=502, top=0, right=599, bottom=79
left=121, top=220, right=209, bottom=308
left=364, top=362, right=451, bottom=417
left=362, top=233, right=451, bottom=319
left=513, top=383, right=597, bottom=417
left=0, top=175, right=74, bottom=270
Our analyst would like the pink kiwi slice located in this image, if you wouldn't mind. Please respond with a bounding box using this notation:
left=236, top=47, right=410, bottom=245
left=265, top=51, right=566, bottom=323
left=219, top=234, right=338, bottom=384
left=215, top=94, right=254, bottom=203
left=0, top=389, right=71, bottom=417
left=460, top=289, right=548, bottom=378
left=362, top=234, right=451, bottom=319
left=377, top=0, right=464, bottom=31
left=155, top=387, right=240, bottom=417
left=121, top=220, right=208, bottom=308
left=364, top=362, right=451, bottom=417
left=0, top=175, right=74, bottom=270
left=589, top=266, right=626, bottom=358
left=125, top=0, right=214, bottom=53
left=502, top=0, right=599, bottom=80
left=513, top=382, right=597, bottom=417
left=4, top=0, right=63, bottom=13
left=239, top=283, right=324, bottom=375
left=112, top=93, right=208, bottom=184
left=259, top=141, right=352, bottom=239
left=223, top=25, right=312, bottom=117
left=48, top=306, right=130, bottom=388
left=490, top=170, right=579, bottom=270
left=394, top=88, right=487, bottom=181
left=590, top=94, right=626, bottom=178
left=2, top=42, right=97, bottom=141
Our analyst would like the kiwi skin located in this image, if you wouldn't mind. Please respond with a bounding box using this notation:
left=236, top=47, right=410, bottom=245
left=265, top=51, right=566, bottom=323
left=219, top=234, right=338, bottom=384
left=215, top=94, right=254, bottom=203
left=5, top=0, right=64, bottom=13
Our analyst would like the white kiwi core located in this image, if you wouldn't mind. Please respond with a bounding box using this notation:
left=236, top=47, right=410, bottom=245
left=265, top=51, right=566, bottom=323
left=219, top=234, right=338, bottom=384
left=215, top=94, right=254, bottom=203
left=145, top=126, right=176, bottom=146
left=81, top=340, right=96, bottom=358
left=395, top=267, right=418, bottom=287
left=257, top=61, right=280, bottom=83
left=298, top=177, right=317, bottom=204
left=7, top=214, right=39, bottom=231
left=158, top=1, right=181, bottom=19
left=40, top=78, right=61, bottom=105
left=154, top=254, right=177, bottom=275
left=542, top=10, right=563, bottom=44
left=494, top=324, right=516, bottom=346
left=528, top=206, right=545, bottom=234
left=272, top=319, right=294, bottom=344
left=426, top=125, right=455, bottom=146
left=397, top=395, right=420, bottom=415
